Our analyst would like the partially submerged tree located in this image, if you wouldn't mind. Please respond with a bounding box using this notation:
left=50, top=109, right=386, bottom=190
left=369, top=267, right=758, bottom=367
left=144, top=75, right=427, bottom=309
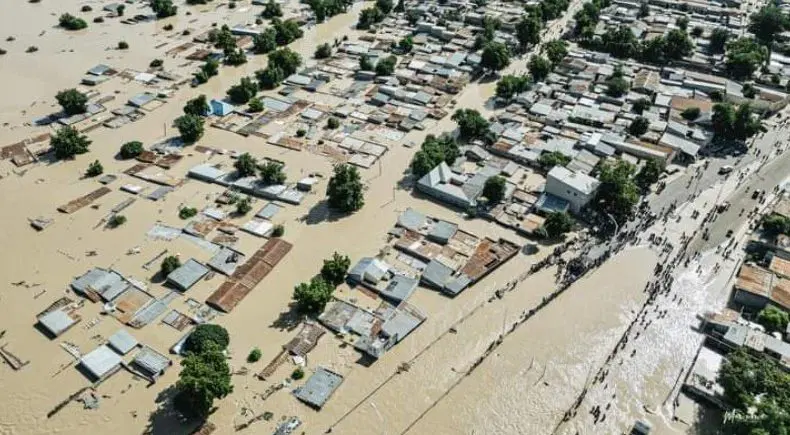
left=51, top=126, right=91, bottom=159
left=293, top=277, right=334, bottom=314
left=151, top=0, right=178, bottom=18
left=326, top=163, right=365, bottom=213
left=174, top=114, right=205, bottom=143
left=119, top=141, right=144, bottom=159
left=321, top=252, right=351, bottom=286
left=161, top=255, right=181, bottom=276
left=234, top=153, right=258, bottom=177
left=183, top=94, right=209, bottom=116
left=59, top=13, right=88, bottom=30
left=259, top=161, right=286, bottom=185
left=543, top=211, right=574, bottom=238
left=227, top=77, right=258, bottom=104
left=173, top=341, right=233, bottom=420
left=56, top=89, right=88, bottom=115
left=85, top=160, right=103, bottom=177
left=184, top=324, right=230, bottom=354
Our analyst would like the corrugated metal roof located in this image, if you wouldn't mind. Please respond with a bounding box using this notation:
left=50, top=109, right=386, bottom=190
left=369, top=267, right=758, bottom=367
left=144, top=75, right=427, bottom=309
left=38, top=309, right=76, bottom=337
left=108, top=329, right=139, bottom=355
left=133, top=345, right=171, bottom=377
left=293, top=367, right=344, bottom=409
left=166, top=259, right=210, bottom=291
left=80, top=345, right=122, bottom=379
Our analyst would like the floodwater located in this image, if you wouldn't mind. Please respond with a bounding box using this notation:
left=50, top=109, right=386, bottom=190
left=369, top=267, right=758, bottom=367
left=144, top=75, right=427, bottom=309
left=0, top=2, right=743, bottom=435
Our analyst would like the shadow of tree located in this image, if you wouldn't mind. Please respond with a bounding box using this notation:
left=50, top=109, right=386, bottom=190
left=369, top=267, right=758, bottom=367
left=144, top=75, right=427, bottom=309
left=269, top=302, right=304, bottom=332
left=143, top=385, right=200, bottom=435
left=299, top=200, right=345, bottom=226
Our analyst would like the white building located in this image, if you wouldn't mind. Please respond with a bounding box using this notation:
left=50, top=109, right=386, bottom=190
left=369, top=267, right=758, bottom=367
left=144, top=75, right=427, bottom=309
left=545, top=166, right=600, bottom=213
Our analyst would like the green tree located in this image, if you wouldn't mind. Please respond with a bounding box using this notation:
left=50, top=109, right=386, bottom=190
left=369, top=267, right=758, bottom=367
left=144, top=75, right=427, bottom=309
left=483, top=176, right=506, bottom=204
left=118, top=41, right=129, bottom=50
left=742, top=83, right=757, bottom=99
left=161, top=255, right=181, bottom=276
left=268, top=47, right=302, bottom=76
left=327, top=117, right=340, bottom=129
left=691, top=26, right=703, bottom=38
left=195, top=59, right=219, bottom=84
left=676, top=17, right=689, bottom=31
left=173, top=342, right=233, bottom=420
left=375, top=55, right=397, bottom=76
left=293, top=277, right=334, bottom=314
left=261, top=0, right=283, bottom=18
left=634, top=158, right=664, bottom=191
left=234, top=153, right=258, bottom=177
left=85, top=160, right=103, bottom=177
left=236, top=196, right=252, bottom=215
left=495, top=75, right=531, bottom=100
left=538, top=151, right=571, bottom=170
left=749, top=6, right=789, bottom=46
left=256, top=66, right=284, bottom=90
left=326, top=163, right=365, bottom=213
left=605, top=71, right=629, bottom=98
left=321, top=252, right=351, bottom=286
left=359, top=56, right=374, bottom=71
left=183, top=94, right=209, bottom=116
left=543, top=211, right=574, bottom=238
left=398, top=36, right=414, bottom=53
left=56, top=89, right=88, bottom=116
left=592, top=160, right=639, bottom=224
left=108, top=214, right=127, bottom=228
left=681, top=107, right=701, bottom=121
left=601, top=25, right=639, bottom=59
left=59, top=13, right=88, bottom=30
left=528, top=55, right=552, bottom=82
left=272, top=224, right=285, bottom=237
left=247, top=348, right=262, bottom=363
left=185, top=324, right=230, bottom=354
left=51, top=126, right=91, bottom=159
left=628, top=116, right=650, bottom=136
left=151, top=0, right=177, bottom=18
left=544, top=39, right=568, bottom=65
left=515, top=15, right=541, bottom=50
left=224, top=48, right=247, bottom=66
left=315, top=43, right=332, bottom=59
left=376, top=0, right=393, bottom=14
left=409, top=135, right=459, bottom=177
left=357, top=7, right=384, bottom=29
left=480, top=42, right=511, bottom=72
left=119, top=141, right=144, bottom=159
left=452, top=109, right=489, bottom=141
left=271, top=18, right=303, bottom=45
left=179, top=207, right=198, bottom=219
left=762, top=214, right=790, bottom=235
left=252, top=28, right=277, bottom=54
left=227, top=77, right=258, bottom=104
left=211, top=25, right=236, bottom=52
left=632, top=98, right=651, bottom=114
left=757, top=305, right=790, bottom=333
left=709, top=28, right=729, bottom=54
left=291, top=367, right=305, bottom=380
left=248, top=97, right=264, bottom=112
left=259, top=161, right=286, bottom=185
left=174, top=114, right=205, bottom=143
left=726, top=37, right=769, bottom=80
left=663, top=29, right=694, bottom=60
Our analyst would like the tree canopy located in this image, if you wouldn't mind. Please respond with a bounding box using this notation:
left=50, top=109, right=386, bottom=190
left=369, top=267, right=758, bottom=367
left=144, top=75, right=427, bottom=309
left=481, top=42, right=511, bottom=72
left=174, top=114, right=205, bottom=143
left=234, top=153, right=258, bottom=177
left=256, top=66, right=284, bottom=90
left=268, top=47, right=302, bottom=76
left=544, top=39, right=568, bottom=65
left=173, top=341, right=233, bottom=420
left=628, top=116, right=650, bottom=137
left=293, top=276, right=334, bottom=314
left=592, top=160, right=639, bottom=225
left=757, top=305, right=790, bottom=333
left=726, top=37, right=769, bottom=80
left=119, top=141, right=144, bottom=159
left=315, top=43, right=332, bottom=59
left=495, top=75, right=531, bottom=100
left=632, top=98, right=651, bottom=114
left=151, top=0, right=177, bottom=18
left=635, top=158, right=665, bottom=191
left=451, top=109, right=490, bottom=141
left=227, top=77, right=258, bottom=104
left=184, top=324, right=230, bottom=354
left=762, top=213, right=790, bottom=235
left=183, top=94, right=209, bottom=116
left=538, top=151, right=571, bottom=170
left=161, top=255, right=181, bottom=276
left=528, top=55, right=552, bottom=82
left=681, top=107, right=701, bottom=121
left=544, top=211, right=574, bottom=238
left=252, top=28, right=277, bottom=54
left=515, top=15, right=541, bottom=50
left=321, top=252, right=351, bottom=286
left=261, top=0, right=283, bottom=18
left=59, top=13, right=88, bottom=30
left=56, top=89, right=88, bottom=116
left=375, top=55, right=397, bottom=76
left=326, top=164, right=365, bottom=213
left=709, top=28, right=729, bottom=54
left=718, top=348, right=790, bottom=434
left=410, top=135, right=460, bottom=177
left=483, top=176, right=506, bottom=204
left=259, top=161, right=286, bottom=185
left=711, top=103, right=763, bottom=142
left=51, top=126, right=91, bottom=159
left=748, top=6, right=789, bottom=46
